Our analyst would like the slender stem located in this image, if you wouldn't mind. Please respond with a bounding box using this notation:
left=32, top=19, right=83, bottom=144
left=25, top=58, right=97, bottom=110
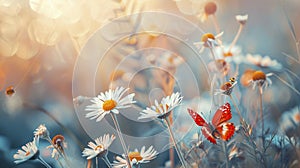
left=45, top=137, right=70, bottom=167
left=164, top=118, right=187, bottom=168
left=38, top=156, right=52, bottom=168
left=222, top=142, right=230, bottom=168
left=102, top=155, right=112, bottom=168
left=96, top=156, right=99, bottom=168
left=229, top=95, right=243, bottom=121
left=86, top=159, right=92, bottom=168
left=23, top=102, right=84, bottom=149
left=228, top=25, right=244, bottom=52
left=110, top=113, right=132, bottom=168
left=211, top=14, right=221, bottom=35
left=258, top=86, right=266, bottom=167
left=208, top=46, right=217, bottom=62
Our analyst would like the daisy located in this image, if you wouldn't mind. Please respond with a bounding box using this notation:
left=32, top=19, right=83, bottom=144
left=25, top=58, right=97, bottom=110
left=246, top=54, right=282, bottom=70
left=14, top=138, right=39, bottom=164
left=250, top=70, right=273, bottom=90
left=215, top=77, right=238, bottom=96
left=235, top=14, right=248, bottom=25
left=207, top=58, right=230, bottom=76
left=34, top=124, right=50, bottom=140
left=279, top=107, right=300, bottom=134
left=85, top=87, right=135, bottom=122
left=194, top=32, right=223, bottom=52
left=215, top=44, right=243, bottom=59
left=47, top=134, right=67, bottom=159
left=82, top=134, right=116, bottom=160
left=113, top=146, right=158, bottom=168
left=138, top=92, right=183, bottom=120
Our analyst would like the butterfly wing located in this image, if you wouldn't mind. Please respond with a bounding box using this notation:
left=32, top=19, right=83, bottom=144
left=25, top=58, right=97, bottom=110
left=187, top=108, right=207, bottom=126
left=215, top=122, right=235, bottom=141
left=212, top=103, right=232, bottom=127
left=201, top=125, right=217, bottom=144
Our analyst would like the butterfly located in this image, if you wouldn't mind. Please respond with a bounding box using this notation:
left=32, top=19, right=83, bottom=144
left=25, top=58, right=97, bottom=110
left=187, top=103, right=235, bottom=144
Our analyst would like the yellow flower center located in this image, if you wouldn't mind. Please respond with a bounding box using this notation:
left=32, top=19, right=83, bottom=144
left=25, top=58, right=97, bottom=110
left=223, top=52, right=233, bottom=57
left=25, top=151, right=31, bottom=156
left=201, top=33, right=215, bottom=43
left=103, top=100, right=117, bottom=111
left=128, top=152, right=143, bottom=162
left=294, top=113, right=300, bottom=122
left=204, top=2, right=217, bottom=15
left=252, top=71, right=266, bottom=81
left=156, top=104, right=169, bottom=114
left=95, top=144, right=104, bottom=151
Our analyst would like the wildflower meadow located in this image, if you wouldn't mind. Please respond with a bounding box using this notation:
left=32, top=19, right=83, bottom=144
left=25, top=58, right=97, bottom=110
left=1, top=0, right=300, bottom=168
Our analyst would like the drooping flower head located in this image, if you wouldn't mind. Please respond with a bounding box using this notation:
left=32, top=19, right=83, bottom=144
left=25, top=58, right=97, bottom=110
left=47, top=134, right=67, bottom=159
left=138, top=92, right=183, bottom=120
left=250, top=70, right=273, bottom=90
left=215, top=77, right=238, bottom=96
left=113, top=146, right=158, bottom=168
left=235, top=15, right=248, bottom=25
left=13, top=137, right=39, bottom=164
left=82, top=134, right=116, bottom=160
left=85, top=87, right=136, bottom=122
left=34, top=124, right=50, bottom=140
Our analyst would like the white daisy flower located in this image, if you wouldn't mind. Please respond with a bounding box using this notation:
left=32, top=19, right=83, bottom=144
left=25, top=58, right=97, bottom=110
left=215, top=77, right=238, bottom=96
left=215, top=44, right=244, bottom=64
left=85, top=87, right=136, bottom=122
left=194, top=32, right=223, bottom=53
left=13, top=138, right=39, bottom=164
left=47, top=134, right=67, bottom=159
left=250, top=70, right=273, bottom=90
left=138, top=92, right=183, bottom=120
left=246, top=54, right=282, bottom=70
left=279, top=107, right=300, bottom=133
left=82, top=134, right=116, bottom=160
left=34, top=124, right=50, bottom=139
left=235, top=14, right=248, bottom=25
left=113, top=146, right=158, bottom=168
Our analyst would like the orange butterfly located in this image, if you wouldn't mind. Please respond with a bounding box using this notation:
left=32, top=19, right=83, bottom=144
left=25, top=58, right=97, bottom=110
left=187, top=103, right=235, bottom=144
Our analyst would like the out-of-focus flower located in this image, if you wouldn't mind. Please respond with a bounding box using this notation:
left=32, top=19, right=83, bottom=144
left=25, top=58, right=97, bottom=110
left=215, top=44, right=243, bottom=58
left=235, top=15, right=248, bottom=25
left=246, top=54, right=282, bottom=70
left=113, top=146, right=158, bottom=168
left=197, top=1, right=218, bottom=22
left=194, top=32, right=223, bottom=50
left=215, top=77, right=237, bottom=96
left=5, top=85, right=15, bottom=96
left=240, top=69, right=256, bottom=87
left=250, top=70, right=273, bottom=90
left=85, top=87, right=135, bottom=122
left=159, top=52, right=184, bottom=69
left=138, top=92, right=183, bottom=120
left=82, top=134, right=116, bottom=160
left=13, top=137, right=39, bottom=164
left=279, top=107, right=300, bottom=134
left=34, top=124, right=50, bottom=140
left=208, top=59, right=230, bottom=76
left=47, top=134, right=67, bottom=159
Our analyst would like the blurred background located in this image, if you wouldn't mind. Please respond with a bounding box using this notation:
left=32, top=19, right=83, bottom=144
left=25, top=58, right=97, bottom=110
left=0, top=0, right=300, bottom=167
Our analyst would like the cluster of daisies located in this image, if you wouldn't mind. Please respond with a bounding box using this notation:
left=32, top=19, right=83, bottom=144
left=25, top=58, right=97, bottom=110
left=13, top=125, right=67, bottom=168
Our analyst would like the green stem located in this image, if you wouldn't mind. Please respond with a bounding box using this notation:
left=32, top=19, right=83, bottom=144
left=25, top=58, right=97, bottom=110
left=102, top=155, right=112, bottom=168
left=38, top=156, right=52, bottom=168
left=164, top=118, right=187, bottom=168
left=110, top=113, right=132, bottom=168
